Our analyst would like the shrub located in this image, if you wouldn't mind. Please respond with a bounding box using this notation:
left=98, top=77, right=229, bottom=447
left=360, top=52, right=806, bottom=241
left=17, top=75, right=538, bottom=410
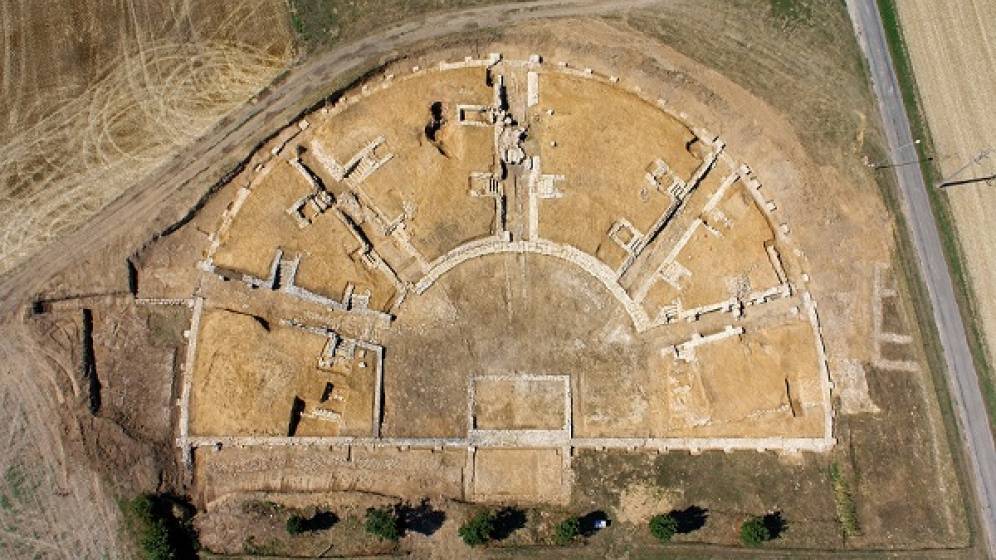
left=286, top=514, right=306, bottom=535
left=459, top=510, right=496, bottom=547
left=365, top=506, right=400, bottom=542
left=830, top=462, right=860, bottom=536
left=740, top=516, right=770, bottom=547
left=649, top=513, right=679, bottom=543
left=122, top=495, right=197, bottom=560
left=141, top=521, right=175, bottom=560
left=554, top=516, right=580, bottom=545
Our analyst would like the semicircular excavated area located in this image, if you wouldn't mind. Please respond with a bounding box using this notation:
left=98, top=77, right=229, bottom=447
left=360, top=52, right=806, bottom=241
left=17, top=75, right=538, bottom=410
left=182, top=53, right=834, bottom=457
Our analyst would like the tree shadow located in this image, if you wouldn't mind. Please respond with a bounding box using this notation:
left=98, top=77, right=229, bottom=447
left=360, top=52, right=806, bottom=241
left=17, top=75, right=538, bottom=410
left=763, top=511, right=787, bottom=540
left=492, top=507, right=527, bottom=541
left=304, top=511, right=338, bottom=531
left=398, top=499, right=446, bottom=536
left=668, top=505, right=709, bottom=534
left=578, top=510, right=610, bottom=537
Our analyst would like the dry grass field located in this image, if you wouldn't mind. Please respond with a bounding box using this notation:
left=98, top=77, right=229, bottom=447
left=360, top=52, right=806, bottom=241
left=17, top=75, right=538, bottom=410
left=0, top=0, right=293, bottom=277
left=0, top=338, right=124, bottom=559
left=896, top=0, right=996, bottom=422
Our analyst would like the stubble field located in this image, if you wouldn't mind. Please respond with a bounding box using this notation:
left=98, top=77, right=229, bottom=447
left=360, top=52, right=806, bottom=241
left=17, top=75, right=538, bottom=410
left=0, top=0, right=293, bottom=277
left=896, top=0, right=996, bottom=427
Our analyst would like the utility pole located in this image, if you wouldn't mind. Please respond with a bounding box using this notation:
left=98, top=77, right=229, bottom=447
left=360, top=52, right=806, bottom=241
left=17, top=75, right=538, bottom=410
left=870, top=156, right=933, bottom=170
left=866, top=138, right=930, bottom=169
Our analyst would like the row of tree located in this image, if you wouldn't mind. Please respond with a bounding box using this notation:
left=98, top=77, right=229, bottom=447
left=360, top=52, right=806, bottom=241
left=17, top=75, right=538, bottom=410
left=287, top=502, right=784, bottom=548
left=287, top=505, right=407, bottom=541
left=648, top=509, right=785, bottom=547
left=352, top=505, right=581, bottom=547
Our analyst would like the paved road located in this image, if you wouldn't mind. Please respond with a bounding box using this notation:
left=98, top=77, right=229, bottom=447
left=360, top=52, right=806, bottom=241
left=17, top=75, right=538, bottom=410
left=0, top=0, right=658, bottom=320
left=846, top=1, right=996, bottom=556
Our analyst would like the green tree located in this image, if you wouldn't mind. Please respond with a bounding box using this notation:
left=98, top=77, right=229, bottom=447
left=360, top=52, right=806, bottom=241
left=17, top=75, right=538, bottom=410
left=649, top=513, right=679, bottom=543
left=554, top=516, right=580, bottom=545
left=365, top=506, right=400, bottom=542
left=740, top=516, right=770, bottom=547
left=286, top=514, right=306, bottom=535
left=459, top=510, right=496, bottom=546
left=123, top=495, right=179, bottom=560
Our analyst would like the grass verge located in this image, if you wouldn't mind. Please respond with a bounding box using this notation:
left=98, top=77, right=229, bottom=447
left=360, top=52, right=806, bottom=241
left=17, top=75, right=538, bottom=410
left=829, top=462, right=859, bottom=537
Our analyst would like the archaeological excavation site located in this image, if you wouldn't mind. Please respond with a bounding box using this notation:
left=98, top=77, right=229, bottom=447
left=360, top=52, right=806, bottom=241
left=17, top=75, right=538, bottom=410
left=186, top=54, right=834, bottom=463
left=4, top=4, right=982, bottom=558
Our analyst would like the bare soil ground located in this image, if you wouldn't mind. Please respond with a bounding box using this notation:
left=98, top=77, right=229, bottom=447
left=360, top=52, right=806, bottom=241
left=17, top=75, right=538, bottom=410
left=189, top=307, right=378, bottom=437
left=896, top=0, right=996, bottom=423
left=669, top=320, right=824, bottom=436
left=665, top=184, right=780, bottom=309
left=211, top=160, right=398, bottom=310
left=306, top=66, right=496, bottom=262
left=92, top=304, right=190, bottom=444
left=473, top=376, right=567, bottom=430
left=535, top=72, right=700, bottom=258
left=473, top=448, right=565, bottom=503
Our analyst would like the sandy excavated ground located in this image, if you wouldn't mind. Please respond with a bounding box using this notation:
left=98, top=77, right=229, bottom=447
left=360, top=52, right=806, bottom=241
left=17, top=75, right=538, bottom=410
left=473, top=376, right=567, bottom=430
left=897, top=0, right=996, bottom=388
